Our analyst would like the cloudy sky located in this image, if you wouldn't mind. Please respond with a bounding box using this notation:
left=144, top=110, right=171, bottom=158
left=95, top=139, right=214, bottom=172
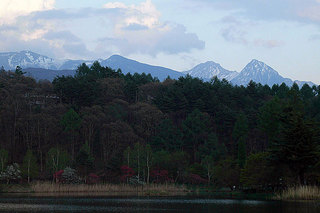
left=0, top=0, right=319, bottom=83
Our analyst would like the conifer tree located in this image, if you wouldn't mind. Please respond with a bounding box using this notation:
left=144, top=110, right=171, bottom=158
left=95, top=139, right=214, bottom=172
left=270, top=104, right=320, bottom=184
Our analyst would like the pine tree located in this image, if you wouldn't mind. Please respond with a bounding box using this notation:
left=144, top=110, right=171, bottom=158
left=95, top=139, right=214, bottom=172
left=270, top=106, right=320, bottom=184
left=237, top=136, right=246, bottom=169
left=61, top=108, right=81, bottom=160
left=232, top=113, right=248, bottom=168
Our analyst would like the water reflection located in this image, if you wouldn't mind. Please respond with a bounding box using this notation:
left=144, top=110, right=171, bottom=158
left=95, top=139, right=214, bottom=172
left=0, top=196, right=318, bottom=212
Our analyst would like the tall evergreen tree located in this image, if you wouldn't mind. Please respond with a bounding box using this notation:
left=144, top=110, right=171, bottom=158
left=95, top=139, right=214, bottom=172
left=151, top=119, right=182, bottom=152
left=182, top=109, right=210, bottom=162
left=232, top=113, right=248, bottom=168
left=61, top=108, right=81, bottom=160
left=269, top=106, right=320, bottom=184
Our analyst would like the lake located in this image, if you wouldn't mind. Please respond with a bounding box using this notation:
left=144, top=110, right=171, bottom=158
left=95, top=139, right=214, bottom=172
left=0, top=195, right=319, bottom=212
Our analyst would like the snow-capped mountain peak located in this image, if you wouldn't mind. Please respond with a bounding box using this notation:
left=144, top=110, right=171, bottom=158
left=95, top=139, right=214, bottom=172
left=231, top=59, right=293, bottom=86
left=0, top=50, right=58, bottom=70
left=183, top=61, right=238, bottom=81
left=0, top=50, right=316, bottom=87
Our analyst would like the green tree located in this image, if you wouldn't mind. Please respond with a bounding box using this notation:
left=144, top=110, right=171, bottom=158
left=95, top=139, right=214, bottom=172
left=0, top=66, right=5, bottom=73
left=232, top=113, right=248, bottom=142
left=188, top=163, right=206, bottom=178
left=269, top=107, right=320, bottom=185
left=258, top=97, right=283, bottom=143
left=46, top=148, right=70, bottom=180
left=61, top=108, right=81, bottom=160
left=15, top=66, right=25, bottom=76
left=76, top=142, right=94, bottom=178
left=22, top=150, right=39, bottom=183
left=198, top=133, right=226, bottom=162
left=232, top=113, right=248, bottom=168
left=300, top=84, right=315, bottom=101
left=237, top=136, right=246, bottom=169
left=240, top=152, right=278, bottom=189
left=151, top=119, right=182, bottom=152
left=214, top=158, right=240, bottom=190
left=182, top=109, right=210, bottom=162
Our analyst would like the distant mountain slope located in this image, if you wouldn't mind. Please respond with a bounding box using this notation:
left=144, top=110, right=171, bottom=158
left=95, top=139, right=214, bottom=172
left=228, top=59, right=315, bottom=87
left=24, top=68, right=76, bottom=81
left=59, top=60, right=87, bottom=70
left=0, top=50, right=316, bottom=86
left=59, top=59, right=103, bottom=70
left=100, top=55, right=185, bottom=81
left=183, top=61, right=238, bottom=81
left=231, top=59, right=294, bottom=86
left=0, top=51, right=59, bottom=70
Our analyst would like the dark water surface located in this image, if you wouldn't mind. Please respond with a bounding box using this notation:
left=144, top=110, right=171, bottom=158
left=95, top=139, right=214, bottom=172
left=0, top=195, right=319, bottom=212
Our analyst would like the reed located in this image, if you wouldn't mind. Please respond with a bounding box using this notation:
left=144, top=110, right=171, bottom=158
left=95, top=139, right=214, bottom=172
left=30, top=182, right=187, bottom=195
left=274, top=185, right=320, bottom=200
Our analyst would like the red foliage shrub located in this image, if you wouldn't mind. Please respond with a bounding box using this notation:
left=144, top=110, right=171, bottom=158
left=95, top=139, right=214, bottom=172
left=187, top=173, right=208, bottom=185
left=53, top=170, right=64, bottom=183
left=87, top=173, right=100, bottom=184
left=120, top=165, right=135, bottom=182
left=150, top=169, right=172, bottom=183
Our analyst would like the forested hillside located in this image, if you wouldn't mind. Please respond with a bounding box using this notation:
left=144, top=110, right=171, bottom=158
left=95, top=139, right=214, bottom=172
left=0, top=63, right=319, bottom=188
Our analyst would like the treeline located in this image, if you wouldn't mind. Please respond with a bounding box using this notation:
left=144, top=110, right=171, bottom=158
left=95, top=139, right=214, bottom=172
left=0, top=63, right=319, bottom=189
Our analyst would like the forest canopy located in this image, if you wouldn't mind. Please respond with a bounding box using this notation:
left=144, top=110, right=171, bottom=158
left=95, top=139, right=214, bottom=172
left=0, top=63, right=319, bottom=188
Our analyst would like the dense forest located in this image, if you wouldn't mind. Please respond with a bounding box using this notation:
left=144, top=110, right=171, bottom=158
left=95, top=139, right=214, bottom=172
left=0, top=63, right=319, bottom=189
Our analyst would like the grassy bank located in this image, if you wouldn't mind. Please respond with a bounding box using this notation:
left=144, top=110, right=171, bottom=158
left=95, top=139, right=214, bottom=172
left=273, top=186, right=320, bottom=201
left=0, top=182, right=187, bottom=196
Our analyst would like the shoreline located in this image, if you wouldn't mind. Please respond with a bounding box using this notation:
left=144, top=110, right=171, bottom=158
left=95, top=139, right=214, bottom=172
left=0, top=182, right=189, bottom=197
left=1, top=183, right=319, bottom=201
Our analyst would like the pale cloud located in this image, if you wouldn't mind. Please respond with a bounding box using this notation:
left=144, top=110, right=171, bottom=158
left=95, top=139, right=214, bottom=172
left=221, top=26, right=248, bottom=45
left=21, top=29, right=48, bottom=41
left=219, top=16, right=284, bottom=48
left=188, top=0, right=320, bottom=24
left=298, top=6, right=320, bottom=22
left=103, top=2, right=127, bottom=9
left=254, top=39, right=285, bottom=48
left=99, top=0, right=204, bottom=55
left=97, top=23, right=205, bottom=55
left=309, top=34, right=320, bottom=41
left=0, top=0, right=204, bottom=58
left=219, top=16, right=253, bottom=45
left=103, top=0, right=160, bottom=29
left=0, top=0, right=55, bottom=25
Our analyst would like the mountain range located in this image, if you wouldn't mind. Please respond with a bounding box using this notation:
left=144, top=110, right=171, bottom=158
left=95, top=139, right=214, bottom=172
left=0, top=50, right=315, bottom=87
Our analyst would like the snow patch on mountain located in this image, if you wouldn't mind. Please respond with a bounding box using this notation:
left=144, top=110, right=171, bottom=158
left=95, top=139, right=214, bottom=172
left=231, top=59, right=294, bottom=86
left=0, top=50, right=316, bottom=86
left=183, top=61, right=238, bottom=81
left=0, top=50, right=59, bottom=70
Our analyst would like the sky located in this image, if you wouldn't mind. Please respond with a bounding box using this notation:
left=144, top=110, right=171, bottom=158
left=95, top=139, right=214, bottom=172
left=0, top=0, right=319, bottom=83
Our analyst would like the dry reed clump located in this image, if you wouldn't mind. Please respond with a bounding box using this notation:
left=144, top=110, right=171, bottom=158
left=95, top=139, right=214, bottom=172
left=274, top=185, right=320, bottom=200
left=31, top=182, right=187, bottom=194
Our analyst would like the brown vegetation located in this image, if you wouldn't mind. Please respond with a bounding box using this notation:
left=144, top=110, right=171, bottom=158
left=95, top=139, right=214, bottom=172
left=274, top=185, right=320, bottom=200
left=30, top=182, right=187, bottom=196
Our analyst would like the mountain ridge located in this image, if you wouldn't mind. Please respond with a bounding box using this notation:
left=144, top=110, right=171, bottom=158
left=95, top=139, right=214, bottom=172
left=0, top=50, right=316, bottom=87
left=183, top=61, right=238, bottom=82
